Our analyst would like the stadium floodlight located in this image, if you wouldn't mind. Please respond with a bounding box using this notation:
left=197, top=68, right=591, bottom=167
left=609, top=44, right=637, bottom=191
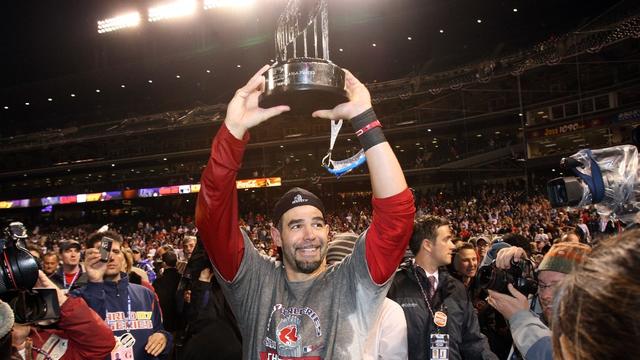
left=148, top=0, right=197, bottom=22
left=204, top=0, right=255, bottom=10
left=97, top=12, right=141, bottom=34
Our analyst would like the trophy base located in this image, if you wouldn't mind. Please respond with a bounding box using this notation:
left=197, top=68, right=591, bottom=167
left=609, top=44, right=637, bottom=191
left=260, top=59, right=348, bottom=114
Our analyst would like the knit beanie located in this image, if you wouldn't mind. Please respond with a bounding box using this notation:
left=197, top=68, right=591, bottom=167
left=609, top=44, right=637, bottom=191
left=538, top=242, right=591, bottom=274
left=0, top=299, right=14, bottom=357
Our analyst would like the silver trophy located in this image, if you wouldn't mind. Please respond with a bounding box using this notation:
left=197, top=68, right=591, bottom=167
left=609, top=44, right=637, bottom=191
left=260, top=0, right=348, bottom=113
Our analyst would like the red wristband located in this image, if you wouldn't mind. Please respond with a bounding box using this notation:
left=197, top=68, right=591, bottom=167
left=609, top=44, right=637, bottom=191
left=355, top=120, right=382, bottom=137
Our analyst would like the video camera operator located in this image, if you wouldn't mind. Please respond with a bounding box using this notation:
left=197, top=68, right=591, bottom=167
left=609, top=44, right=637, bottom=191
left=482, top=242, right=591, bottom=360
left=0, top=222, right=116, bottom=360
left=4, top=271, right=115, bottom=360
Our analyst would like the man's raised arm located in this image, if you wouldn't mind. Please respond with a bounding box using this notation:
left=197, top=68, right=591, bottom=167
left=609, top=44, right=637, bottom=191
left=196, top=65, right=290, bottom=281
left=313, top=71, right=415, bottom=284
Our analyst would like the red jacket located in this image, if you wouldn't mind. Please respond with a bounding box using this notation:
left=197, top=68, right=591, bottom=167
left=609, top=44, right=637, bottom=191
left=24, top=296, right=115, bottom=360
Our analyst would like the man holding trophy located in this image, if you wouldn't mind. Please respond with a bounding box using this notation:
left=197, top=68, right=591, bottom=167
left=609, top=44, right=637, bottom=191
left=196, top=0, right=415, bottom=358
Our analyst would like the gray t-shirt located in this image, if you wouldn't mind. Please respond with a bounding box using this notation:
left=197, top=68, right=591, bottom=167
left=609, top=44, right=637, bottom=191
left=215, top=230, right=390, bottom=359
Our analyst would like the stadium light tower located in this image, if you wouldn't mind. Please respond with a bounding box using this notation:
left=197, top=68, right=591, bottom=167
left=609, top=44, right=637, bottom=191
left=148, top=0, right=198, bottom=22
left=204, top=0, right=255, bottom=10
left=97, top=12, right=141, bottom=34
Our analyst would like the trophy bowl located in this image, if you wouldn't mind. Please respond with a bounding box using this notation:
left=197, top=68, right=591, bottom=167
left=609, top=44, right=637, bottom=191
left=260, top=58, right=348, bottom=114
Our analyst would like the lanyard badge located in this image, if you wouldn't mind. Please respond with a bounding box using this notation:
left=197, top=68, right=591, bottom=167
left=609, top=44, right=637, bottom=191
left=430, top=333, right=449, bottom=360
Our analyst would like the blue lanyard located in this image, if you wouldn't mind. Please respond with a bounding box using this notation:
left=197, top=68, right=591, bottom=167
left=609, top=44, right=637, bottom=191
left=125, top=294, right=132, bottom=332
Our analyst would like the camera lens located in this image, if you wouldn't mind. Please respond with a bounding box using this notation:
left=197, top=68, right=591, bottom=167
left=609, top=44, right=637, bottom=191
left=477, top=265, right=510, bottom=294
left=0, top=246, right=39, bottom=293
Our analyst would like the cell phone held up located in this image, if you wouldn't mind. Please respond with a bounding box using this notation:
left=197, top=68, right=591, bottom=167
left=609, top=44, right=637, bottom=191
left=99, top=236, right=113, bottom=262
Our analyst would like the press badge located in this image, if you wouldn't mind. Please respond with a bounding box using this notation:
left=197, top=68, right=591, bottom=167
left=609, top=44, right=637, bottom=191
left=111, top=347, right=134, bottom=360
left=111, top=333, right=136, bottom=360
left=430, top=333, right=449, bottom=360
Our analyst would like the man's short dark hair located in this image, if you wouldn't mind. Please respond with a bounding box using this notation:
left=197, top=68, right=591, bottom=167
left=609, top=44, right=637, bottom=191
left=86, top=230, right=123, bottom=249
left=409, top=215, right=450, bottom=256
left=502, top=233, right=533, bottom=256
left=162, top=251, right=178, bottom=268
left=458, top=242, right=476, bottom=252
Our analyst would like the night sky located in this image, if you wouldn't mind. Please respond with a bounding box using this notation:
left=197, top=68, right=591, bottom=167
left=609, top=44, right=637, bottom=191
left=0, top=0, right=627, bottom=135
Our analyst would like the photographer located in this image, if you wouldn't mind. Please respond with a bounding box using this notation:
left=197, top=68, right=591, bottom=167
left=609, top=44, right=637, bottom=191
left=5, top=271, right=115, bottom=359
left=75, top=231, right=172, bottom=360
left=484, top=242, right=591, bottom=360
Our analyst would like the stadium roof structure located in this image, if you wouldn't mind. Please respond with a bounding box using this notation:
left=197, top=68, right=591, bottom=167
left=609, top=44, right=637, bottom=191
left=1, top=0, right=633, bottom=137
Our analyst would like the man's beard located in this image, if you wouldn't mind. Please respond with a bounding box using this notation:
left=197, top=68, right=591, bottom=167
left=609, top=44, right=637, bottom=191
left=284, top=244, right=327, bottom=274
left=295, top=259, right=322, bottom=274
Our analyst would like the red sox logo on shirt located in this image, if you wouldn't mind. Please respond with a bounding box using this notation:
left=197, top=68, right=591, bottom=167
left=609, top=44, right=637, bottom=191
left=262, top=304, right=324, bottom=358
left=278, top=324, right=299, bottom=346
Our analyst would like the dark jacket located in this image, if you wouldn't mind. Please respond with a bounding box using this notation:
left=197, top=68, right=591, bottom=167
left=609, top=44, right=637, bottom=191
left=388, top=263, right=497, bottom=360
left=50, top=266, right=88, bottom=291
left=74, top=273, right=173, bottom=360
left=179, top=278, right=242, bottom=360
left=153, top=267, right=181, bottom=332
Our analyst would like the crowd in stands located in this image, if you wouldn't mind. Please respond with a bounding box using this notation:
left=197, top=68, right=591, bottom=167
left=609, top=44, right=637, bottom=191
left=22, top=182, right=615, bottom=271
left=5, top=181, right=627, bottom=360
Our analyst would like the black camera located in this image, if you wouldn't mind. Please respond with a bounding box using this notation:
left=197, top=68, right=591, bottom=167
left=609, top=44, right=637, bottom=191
left=0, top=222, right=60, bottom=323
left=477, top=259, right=538, bottom=296
left=0, top=222, right=38, bottom=294
left=5, top=288, right=60, bottom=324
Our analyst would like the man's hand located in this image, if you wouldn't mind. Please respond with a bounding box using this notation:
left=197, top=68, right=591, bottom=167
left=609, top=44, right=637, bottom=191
left=183, top=290, right=192, bottom=304
left=312, top=69, right=372, bottom=121
left=224, top=64, right=290, bottom=139
left=486, top=284, right=529, bottom=320
left=84, top=248, right=107, bottom=283
left=145, top=332, right=167, bottom=356
left=495, top=246, right=528, bottom=269
left=35, top=270, right=67, bottom=306
left=198, top=268, right=213, bottom=282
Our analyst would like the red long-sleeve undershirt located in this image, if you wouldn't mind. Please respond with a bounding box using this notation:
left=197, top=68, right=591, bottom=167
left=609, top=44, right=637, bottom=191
left=196, top=124, right=415, bottom=284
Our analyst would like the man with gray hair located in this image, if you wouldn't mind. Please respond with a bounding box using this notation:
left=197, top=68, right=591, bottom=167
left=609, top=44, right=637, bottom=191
left=177, top=235, right=197, bottom=274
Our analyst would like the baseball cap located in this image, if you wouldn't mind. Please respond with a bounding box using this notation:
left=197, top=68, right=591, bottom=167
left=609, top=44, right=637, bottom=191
left=59, top=240, right=81, bottom=252
left=470, top=236, right=489, bottom=247
left=272, top=187, right=325, bottom=225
